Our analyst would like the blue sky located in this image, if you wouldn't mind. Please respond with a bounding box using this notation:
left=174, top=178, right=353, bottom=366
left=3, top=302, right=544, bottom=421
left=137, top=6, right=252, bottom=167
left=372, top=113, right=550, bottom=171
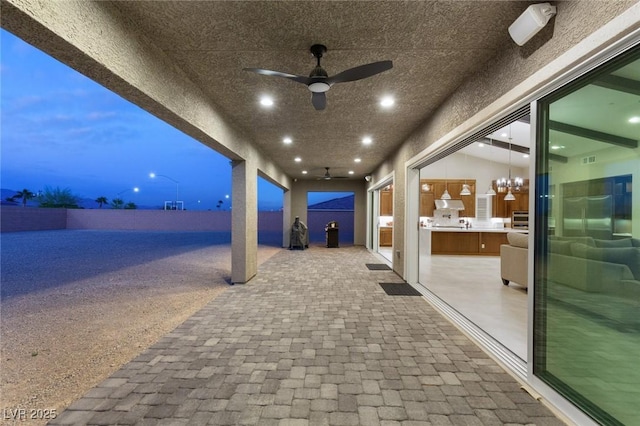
left=1, top=28, right=329, bottom=211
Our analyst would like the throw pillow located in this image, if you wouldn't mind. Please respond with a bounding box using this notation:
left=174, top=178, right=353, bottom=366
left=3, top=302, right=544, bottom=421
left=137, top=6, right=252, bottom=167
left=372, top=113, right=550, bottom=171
left=570, top=243, right=591, bottom=258
left=548, top=240, right=572, bottom=256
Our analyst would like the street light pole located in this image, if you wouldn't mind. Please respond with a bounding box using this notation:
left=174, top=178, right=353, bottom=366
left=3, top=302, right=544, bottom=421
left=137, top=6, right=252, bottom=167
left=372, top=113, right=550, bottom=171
left=117, top=187, right=140, bottom=197
left=149, top=173, right=180, bottom=209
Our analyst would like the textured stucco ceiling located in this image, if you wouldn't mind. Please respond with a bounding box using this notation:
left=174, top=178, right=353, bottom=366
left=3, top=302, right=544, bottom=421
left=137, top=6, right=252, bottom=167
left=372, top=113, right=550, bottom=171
left=109, top=1, right=533, bottom=180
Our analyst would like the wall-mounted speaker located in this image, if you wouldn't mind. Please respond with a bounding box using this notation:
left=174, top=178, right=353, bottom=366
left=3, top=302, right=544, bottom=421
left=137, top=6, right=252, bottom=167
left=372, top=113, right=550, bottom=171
left=508, top=3, right=557, bottom=46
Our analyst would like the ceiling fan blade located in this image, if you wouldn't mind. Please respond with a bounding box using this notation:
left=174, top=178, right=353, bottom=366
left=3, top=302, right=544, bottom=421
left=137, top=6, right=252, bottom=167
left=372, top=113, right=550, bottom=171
left=243, top=68, right=312, bottom=85
left=327, top=60, right=393, bottom=84
left=312, top=92, right=327, bottom=110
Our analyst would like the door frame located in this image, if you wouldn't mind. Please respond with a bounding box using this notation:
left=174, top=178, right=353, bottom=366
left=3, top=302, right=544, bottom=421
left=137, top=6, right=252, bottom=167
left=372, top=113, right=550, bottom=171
left=368, top=173, right=394, bottom=261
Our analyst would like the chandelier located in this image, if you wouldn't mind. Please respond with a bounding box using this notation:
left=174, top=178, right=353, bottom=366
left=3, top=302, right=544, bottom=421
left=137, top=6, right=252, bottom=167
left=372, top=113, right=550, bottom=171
left=497, top=126, right=522, bottom=201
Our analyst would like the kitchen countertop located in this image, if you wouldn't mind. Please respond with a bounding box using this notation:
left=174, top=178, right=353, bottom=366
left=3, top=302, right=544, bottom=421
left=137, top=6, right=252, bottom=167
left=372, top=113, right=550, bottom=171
left=420, top=227, right=527, bottom=233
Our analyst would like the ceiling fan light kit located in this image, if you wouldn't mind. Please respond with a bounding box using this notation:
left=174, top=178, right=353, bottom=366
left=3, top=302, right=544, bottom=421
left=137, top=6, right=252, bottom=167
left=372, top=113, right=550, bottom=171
left=244, top=44, right=393, bottom=110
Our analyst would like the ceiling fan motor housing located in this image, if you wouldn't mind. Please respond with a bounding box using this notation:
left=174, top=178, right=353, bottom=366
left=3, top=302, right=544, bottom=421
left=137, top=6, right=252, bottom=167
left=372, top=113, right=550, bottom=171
left=308, top=45, right=330, bottom=93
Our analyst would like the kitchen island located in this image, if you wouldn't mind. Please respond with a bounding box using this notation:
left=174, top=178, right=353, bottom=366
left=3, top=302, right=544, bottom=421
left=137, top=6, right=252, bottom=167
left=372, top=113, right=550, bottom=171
left=420, top=227, right=527, bottom=256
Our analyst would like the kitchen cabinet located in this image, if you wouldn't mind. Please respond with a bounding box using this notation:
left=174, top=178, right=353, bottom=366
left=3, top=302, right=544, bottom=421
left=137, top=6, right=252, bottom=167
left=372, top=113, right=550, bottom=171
left=380, top=188, right=393, bottom=216
left=379, top=228, right=393, bottom=246
left=420, top=179, right=476, bottom=217
left=492, top=179, right=529, bottom=218
left=431, top=231, right=479, bottom=255
left=430, top=231, right=509, bottom=255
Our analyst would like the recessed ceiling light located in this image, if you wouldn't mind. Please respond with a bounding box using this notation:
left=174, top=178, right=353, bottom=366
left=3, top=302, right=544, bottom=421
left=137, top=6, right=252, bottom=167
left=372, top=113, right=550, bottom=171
left=478, top=143, right=485, bottom=148
left=501, top=132, right=508, bottom=137
left=380, top=96, right=395, bottom=108
left=260, top=96, right=274, bottom=107
left=302, top=170, right=308, bottom=174
left=283, top=137, right=292, bottom=144
left=550, top=145, right=565, bottom=150
left=294, top=157, right=302, bottom=162
left=523, top=154, right=529, bottom=158
left=362, top=137, right=372, bottom=145
left=629, top=116, right=640, bottom=123
left=354, top=158, right=362, bottom=163
left=348, top=170, right=354, bottom=175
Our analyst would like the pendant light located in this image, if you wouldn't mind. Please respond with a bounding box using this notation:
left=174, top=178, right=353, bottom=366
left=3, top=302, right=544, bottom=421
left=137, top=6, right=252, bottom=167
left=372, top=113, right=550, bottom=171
left=441, top=157, right=451, bottom=200
left=504, top=140, right=516, bottom=201
left=486, top=136, right=497, bottom=195
left=460, top=152, right=471, bottom=196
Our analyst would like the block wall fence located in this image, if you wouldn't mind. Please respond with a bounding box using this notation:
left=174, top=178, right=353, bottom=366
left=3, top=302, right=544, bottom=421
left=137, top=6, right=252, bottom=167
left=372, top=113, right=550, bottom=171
left=1, top=207, right=355, bottom=244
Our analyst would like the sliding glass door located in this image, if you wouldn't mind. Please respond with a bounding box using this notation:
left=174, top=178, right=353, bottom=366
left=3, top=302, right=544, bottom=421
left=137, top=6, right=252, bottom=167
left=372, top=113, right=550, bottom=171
left=534, top=45, right=639, bottom=425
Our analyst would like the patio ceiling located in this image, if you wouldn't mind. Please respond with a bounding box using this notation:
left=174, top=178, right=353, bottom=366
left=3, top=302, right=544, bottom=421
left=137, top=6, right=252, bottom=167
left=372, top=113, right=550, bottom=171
left=106, top=1, right=535, bottom=181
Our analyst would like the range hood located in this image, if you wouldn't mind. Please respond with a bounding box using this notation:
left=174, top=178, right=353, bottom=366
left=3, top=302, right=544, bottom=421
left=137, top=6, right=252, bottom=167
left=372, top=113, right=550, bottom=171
left=434, top=199, right=465, bottom=210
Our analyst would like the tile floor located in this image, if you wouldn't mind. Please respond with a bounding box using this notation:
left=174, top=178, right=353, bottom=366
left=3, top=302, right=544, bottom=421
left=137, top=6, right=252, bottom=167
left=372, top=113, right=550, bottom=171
left=417, top=255, right=527, bottom=360
left=50, top=246, right=563, bottom=425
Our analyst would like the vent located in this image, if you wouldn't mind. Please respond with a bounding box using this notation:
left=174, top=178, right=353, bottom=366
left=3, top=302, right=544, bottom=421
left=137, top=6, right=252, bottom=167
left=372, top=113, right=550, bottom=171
left=476, top=195, right=492, bottom=221
left=581, top=155, right=596, bottom=165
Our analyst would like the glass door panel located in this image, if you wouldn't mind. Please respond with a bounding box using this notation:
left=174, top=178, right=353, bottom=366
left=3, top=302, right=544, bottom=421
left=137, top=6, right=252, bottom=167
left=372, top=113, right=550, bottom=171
left=534, top=46, right=640, bottom=425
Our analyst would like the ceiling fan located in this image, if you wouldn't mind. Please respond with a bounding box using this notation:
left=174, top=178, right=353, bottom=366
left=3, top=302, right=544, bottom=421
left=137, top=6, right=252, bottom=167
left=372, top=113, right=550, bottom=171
left=316, top=167, right=348, bottom=180
left=243, top=44, right=393, bottom=110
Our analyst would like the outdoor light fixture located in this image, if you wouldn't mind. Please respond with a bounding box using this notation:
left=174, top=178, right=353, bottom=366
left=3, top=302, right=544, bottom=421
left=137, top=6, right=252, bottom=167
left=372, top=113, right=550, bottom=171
left=509, top=3, right=557, bottom=46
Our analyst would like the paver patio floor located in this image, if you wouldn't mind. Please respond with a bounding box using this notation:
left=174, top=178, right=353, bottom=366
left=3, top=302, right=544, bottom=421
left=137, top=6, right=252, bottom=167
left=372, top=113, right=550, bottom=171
left=50, top=246, right=563, bottom=425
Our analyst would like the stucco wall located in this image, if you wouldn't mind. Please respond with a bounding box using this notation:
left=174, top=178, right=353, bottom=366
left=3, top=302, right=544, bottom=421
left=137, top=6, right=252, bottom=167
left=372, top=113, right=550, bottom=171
left=0, top=206, right=67, bottom=232
left=370, top=2, right=639, bottom=277
left=1, top=207, right=286, bottom=234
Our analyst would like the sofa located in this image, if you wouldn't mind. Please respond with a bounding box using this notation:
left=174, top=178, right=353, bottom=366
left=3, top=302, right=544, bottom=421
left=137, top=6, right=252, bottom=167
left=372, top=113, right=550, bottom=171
left=501, top=233, right=640, bottom=328
left=547, top=236, right=640, bottom=328
left=500, top=232, right=529, bottom=289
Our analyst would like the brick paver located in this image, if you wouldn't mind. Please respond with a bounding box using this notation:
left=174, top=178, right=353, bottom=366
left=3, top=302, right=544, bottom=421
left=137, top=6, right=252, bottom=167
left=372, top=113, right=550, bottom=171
left=50, top=246, right=564, bottom=425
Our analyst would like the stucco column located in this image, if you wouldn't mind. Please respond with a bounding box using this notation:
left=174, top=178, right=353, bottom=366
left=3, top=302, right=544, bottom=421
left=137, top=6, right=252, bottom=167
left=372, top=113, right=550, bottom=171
left=282, top=189, right=291, bottom=248
left=231, top=160, right=258, bottom=284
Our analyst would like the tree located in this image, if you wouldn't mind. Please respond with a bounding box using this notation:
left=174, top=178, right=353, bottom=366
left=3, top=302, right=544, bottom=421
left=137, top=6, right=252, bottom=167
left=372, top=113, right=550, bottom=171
left=95, top=196, right=108, bottom=208
left=124, top=202, right=137, bottom=210
left=8, top=188, right=36, bottom=207
left=110, top=198, right=124, bottom=209
left=38, top=186, right=79, bottom=208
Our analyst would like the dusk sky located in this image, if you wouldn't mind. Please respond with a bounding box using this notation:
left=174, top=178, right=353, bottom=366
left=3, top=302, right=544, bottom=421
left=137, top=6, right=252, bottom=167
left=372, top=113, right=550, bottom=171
left=1, top=29, right=343, bottom=211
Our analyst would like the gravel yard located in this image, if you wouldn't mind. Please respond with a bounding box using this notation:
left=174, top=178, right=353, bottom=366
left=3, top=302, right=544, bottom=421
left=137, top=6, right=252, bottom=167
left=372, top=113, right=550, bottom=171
left=0, top=230, right=281, bottom=425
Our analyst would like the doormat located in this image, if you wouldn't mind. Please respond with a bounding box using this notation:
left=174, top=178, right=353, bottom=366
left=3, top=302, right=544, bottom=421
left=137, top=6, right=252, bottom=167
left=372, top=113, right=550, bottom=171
left=366, top=263, right=391, bottom=270
left=379, top=282, right=422, bottom=296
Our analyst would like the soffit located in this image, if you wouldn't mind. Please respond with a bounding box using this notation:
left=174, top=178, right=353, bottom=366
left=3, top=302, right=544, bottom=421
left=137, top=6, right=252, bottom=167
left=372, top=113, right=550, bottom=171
left=109, top=1, right=533, bottom=180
